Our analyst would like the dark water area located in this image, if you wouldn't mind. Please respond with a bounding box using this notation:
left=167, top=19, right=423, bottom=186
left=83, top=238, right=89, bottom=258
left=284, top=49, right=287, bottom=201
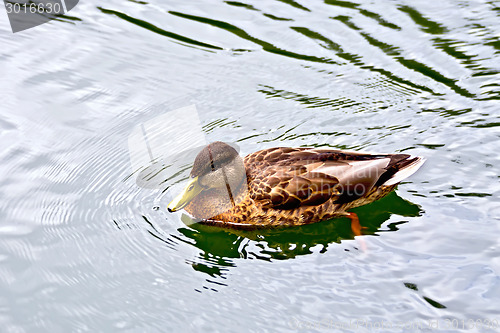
left=0, top=0, right=499, bottom=331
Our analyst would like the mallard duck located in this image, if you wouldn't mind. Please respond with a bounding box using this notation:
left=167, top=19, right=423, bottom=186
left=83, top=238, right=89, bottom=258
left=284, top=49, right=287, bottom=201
left=167, top=141, right=425, bottom=232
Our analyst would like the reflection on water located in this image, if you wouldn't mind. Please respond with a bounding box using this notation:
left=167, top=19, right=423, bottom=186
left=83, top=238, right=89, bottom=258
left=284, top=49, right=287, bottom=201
left=141, top=191, right=421, bottom=291
left=98, top=0, right=499, bottom=102
left=1, top=0, right=499, bottom=330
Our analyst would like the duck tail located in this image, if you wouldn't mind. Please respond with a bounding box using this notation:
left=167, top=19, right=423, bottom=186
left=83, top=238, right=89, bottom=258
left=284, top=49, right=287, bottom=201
left=376, top=155, right=426, bottom=186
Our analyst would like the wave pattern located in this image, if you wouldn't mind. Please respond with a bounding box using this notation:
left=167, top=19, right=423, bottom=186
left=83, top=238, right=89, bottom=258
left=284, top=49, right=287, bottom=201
left=0, top=0, right=499, bottom=331
left=97, top=0, right=499, bottom=101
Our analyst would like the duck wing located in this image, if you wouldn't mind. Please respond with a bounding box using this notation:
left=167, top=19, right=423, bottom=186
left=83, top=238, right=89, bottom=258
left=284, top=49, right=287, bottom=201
left=244, top=147, right=424, bottom=209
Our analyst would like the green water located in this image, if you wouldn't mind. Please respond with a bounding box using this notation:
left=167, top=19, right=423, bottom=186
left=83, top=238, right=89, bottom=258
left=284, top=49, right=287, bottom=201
left=0, top=0, right=499, bottom=331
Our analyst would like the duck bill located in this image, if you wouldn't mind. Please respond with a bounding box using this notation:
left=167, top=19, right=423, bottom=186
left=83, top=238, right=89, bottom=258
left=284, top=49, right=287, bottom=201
left=167, top=177, right=203, bottom=212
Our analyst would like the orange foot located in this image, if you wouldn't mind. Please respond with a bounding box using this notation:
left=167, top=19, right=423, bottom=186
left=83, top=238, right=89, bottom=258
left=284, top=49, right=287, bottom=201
left=346, top=212, right=366, bottom=236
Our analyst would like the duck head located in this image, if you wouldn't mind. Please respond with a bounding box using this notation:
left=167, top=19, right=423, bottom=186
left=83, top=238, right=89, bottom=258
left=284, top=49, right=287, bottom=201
left=167, top=141, right=246, bottom=213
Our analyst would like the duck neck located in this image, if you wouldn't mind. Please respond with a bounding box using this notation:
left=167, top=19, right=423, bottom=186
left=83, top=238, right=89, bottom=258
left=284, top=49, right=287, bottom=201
left=185, top=179, right=248, bottom=220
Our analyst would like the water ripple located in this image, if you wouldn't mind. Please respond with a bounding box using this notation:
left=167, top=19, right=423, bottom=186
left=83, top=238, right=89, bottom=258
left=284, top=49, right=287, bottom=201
left=1, top=0, right=499, bottom=330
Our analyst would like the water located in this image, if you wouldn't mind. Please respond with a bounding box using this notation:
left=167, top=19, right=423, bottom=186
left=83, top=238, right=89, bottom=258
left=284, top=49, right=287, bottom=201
left=1, top=0, right=499, bottom=331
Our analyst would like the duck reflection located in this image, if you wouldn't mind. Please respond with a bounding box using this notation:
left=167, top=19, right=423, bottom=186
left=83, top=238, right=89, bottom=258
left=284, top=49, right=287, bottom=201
left=174, top=190, right=421, bottom=287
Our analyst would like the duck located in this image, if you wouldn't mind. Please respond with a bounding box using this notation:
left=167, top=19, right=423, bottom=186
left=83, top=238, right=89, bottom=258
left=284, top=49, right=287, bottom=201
left=167, top=141, right=425, bottom=233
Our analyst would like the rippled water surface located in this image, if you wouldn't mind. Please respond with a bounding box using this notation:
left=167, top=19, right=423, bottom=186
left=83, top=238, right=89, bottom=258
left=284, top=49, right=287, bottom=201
left=1, top=0, right=499, bottom=331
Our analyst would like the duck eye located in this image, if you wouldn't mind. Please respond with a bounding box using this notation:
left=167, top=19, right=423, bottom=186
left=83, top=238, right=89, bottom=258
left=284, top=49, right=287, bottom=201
left=187, top=184, right=194, bottom=191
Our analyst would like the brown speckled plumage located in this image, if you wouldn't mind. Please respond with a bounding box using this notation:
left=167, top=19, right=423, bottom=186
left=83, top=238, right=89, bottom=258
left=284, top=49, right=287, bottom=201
left=181, top=143, right=424, bottom=229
